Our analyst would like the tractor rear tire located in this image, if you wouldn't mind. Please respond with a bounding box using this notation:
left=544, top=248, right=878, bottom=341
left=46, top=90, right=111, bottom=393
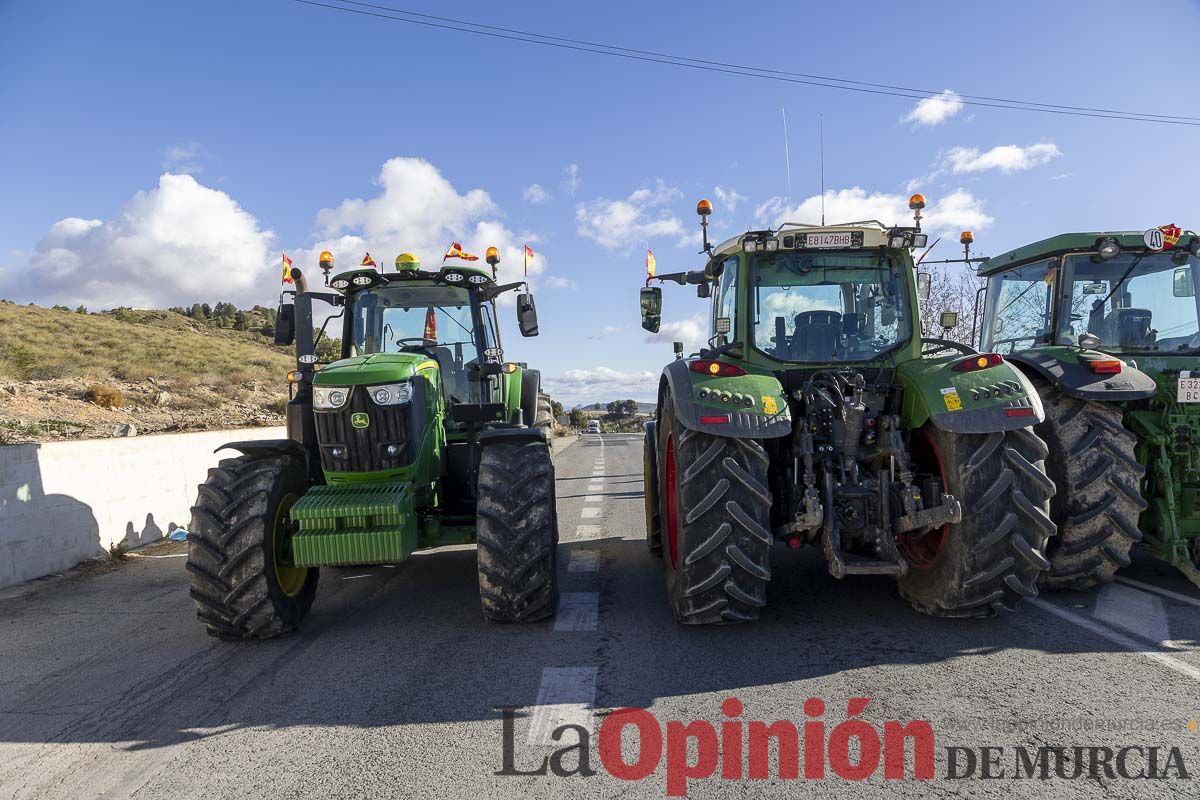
left=898, top=425, right=1055, bottom=617
left=644, top=421, right=663, bottom=557
left=1034, top=388, right=1146, bottom=591
left=477, top=438, right=559, bottom=622
left=186, top=454, right=318, bottom=640
left=658, top=389, right=772, bottom=624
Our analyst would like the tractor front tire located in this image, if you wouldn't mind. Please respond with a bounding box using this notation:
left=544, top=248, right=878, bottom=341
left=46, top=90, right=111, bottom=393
left=658, top=389, right=772, bottom=624
left=477, top=438, right=559, bottom=622
left=535, top=391, right=554, bottom=438
left=1035, top=388, right=1146, bottom=591
left=898, top=426, right=1055, bottom=617
left=186, top=454, right=318, bottom=640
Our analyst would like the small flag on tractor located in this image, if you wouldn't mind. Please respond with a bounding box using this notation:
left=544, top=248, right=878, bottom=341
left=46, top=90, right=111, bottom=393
left=524, top=244, right=535, bottom=276
left=443, top=242, right=480, bottom=262
left=1160, top=224, right=1183, bottom=250
left=423, top=307, right=437, bottom=343
left=361, top=252, right=378, bottom=269
left=646, top=249, right=656, bottom=280
left=281, top=252, right=294, bottom=284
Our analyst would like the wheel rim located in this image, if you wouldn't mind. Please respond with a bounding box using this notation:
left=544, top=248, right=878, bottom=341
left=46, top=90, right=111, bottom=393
left=900, top=429, right=949, bottom=570
left=273, top=492, right=308, bottom=597
left=665, top=434, right=680, bottom=569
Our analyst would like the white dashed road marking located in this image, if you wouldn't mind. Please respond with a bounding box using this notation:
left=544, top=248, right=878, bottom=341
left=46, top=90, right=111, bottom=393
left=574, top=525, right=602, bottom=540
left=581, top=507, right=601, bottom=518
left=1094, top=583, right=1171, bottom=645
left=1030, top=598, right=1200, bottom=683
left=555, top=592, right=599, bottom=631
left=526, top=667, right=599, bottom=744
left=1115, top=576, right=1200, bottom=609
left=568, top=549, right=600, bottom=572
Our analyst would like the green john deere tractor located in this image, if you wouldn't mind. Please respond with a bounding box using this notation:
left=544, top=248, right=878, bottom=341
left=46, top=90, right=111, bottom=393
left=639, top=196, right=1057, bottom=623
left=186, top=249, right=558, bottom=639
left=976, top=226, right=1200, bottom=587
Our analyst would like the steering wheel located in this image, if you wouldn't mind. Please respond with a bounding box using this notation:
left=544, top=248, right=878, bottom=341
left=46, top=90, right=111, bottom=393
left=922, top=337, right=977, bottom=356
left=394, top=336, right=433, bottom=351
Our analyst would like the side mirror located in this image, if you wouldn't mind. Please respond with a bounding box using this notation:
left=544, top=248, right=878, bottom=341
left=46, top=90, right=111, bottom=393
left=916, top=272, right=932, bottom=301
left=640, top=286, right=662, bottom=333
left=673, top=341, right=684, bottom=359
left=516, top=293, right=539, bottom=337
left=1174, top=267, right=1195, bottom=297
left=696, top=282, right=711, bottom=299
left=274, top=303, right=296, bottom=346
left=939, top=311, right=959, bottom=330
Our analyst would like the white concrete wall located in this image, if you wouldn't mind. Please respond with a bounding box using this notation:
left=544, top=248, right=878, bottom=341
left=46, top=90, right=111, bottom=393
left=0, top=427, right=286, bottom=589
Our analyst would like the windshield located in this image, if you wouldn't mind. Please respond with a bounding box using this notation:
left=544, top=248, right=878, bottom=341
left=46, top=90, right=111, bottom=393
left=750, top=252, right=911, bottom=362
left=350, top=285, right=480, bottom=357
left=984, top=258, right=1056, bottom=353
left=1056, top=252, right=1200, bottom=353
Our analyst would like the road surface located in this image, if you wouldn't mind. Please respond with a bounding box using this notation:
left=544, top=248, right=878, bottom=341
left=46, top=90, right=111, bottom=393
left=1, top=433, right=1198, bottom=798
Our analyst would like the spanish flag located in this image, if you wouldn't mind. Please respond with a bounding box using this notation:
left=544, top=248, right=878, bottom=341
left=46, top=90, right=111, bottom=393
left=281, top=253, right=294, bottom=284
left=443, top=242, right=480, bottom=262
left=524, top=244, right=535, bottom=276
left=646, top=249, right=656, bottom=280
left=361, top=252, right=378, bottom=269
left=423, top=307, right=437, bottom=342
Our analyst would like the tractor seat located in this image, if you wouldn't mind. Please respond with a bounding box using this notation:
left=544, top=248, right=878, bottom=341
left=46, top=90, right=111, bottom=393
left=792, top=310, right=842, bottom=360
left=431, top=346, right=469, bottom=403
left=1112, top=308, right=1153, bottom=347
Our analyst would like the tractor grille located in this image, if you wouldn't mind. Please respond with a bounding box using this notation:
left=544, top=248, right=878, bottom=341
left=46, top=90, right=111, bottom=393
left=314, top=387, right=409, bottom=473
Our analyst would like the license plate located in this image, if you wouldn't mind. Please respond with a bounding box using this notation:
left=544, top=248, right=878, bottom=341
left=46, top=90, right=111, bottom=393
left=1179, top=373, right=1200, bottom=403
left=805, top=231, right=856, bottom=249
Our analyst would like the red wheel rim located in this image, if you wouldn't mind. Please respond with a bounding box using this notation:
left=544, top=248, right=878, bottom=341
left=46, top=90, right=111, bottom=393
left=665, top=433, right=680, bottom=569
left=900, top=429, right=949, bottom=569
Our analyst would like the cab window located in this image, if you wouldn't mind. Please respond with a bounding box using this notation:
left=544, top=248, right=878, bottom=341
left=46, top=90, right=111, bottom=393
left=712, top=256, right=739, bottom=341
left=985, top=259, right=1056, bottom=353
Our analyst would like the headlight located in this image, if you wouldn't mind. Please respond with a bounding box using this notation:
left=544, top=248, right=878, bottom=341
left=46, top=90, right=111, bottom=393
left=313, top=386, right=350, bottom=410
left=369, top=381, right=412, bottom=406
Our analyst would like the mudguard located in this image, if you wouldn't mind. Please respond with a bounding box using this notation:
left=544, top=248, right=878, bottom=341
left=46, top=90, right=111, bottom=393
left=897, top=355, right=1046, bottom=434
left=1005, top=347, right=1157, bottom=402
left=660, top=358, right=792, bottom=439
left=216, top=438, right=319, bottom=482
left=478, top=425, right=547, bottom=444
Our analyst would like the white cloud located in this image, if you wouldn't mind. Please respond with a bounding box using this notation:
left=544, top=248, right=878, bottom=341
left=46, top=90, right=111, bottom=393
left=713, top=185, right=746, bottom=213
left=562, top=163, right=581, bottom=194
left=589, top=325, right=625, bottom=339
left=544, top=365, right=657, bottom=404
left=162, top=142, right=210, bottom=175
left=944, top=143, right=1062, bottom=174
left=312, top=157, right=543, bottom=294
left=524, top=183, right=551, bottom=205
left=576, top=179, right=686, bottom=251
left=0, top=173, right=275, bottom=308
left=1048, top=172, right=1073, bottom=181
left=645, top=312, right=708, bottom=354
left=755, top=186, right=993, bottom=235
left=545, top=275, right=576, bottom=289
left=903, top=90, right=963, bottom=127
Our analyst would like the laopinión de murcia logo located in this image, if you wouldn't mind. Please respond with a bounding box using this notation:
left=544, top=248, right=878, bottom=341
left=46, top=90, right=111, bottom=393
left=498, top=697, right=1194, bottom=796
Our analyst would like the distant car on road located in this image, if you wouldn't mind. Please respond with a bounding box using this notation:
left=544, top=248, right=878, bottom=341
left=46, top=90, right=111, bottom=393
left=586, top=420, right=601, bottom=434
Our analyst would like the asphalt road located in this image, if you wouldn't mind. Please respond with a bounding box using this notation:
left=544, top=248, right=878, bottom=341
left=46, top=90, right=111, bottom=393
left=1, top=433, right=1199, bottom=799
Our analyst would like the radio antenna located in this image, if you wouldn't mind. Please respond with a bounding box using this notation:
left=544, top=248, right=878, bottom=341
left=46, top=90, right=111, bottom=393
left=819, top=113, right=826, bottom=226
left=781, top=106, right=793, bottom=210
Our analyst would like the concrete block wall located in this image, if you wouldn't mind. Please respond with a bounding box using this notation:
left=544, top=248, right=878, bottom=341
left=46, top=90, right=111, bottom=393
left=0, top=427, right=286, bottom=589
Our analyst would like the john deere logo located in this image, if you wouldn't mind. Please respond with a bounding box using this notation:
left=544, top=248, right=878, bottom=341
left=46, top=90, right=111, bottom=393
left=351, top=412, right=370, bottom=429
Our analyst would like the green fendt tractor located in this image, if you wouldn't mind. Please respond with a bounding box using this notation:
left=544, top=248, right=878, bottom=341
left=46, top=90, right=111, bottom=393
left=186, top=248, right=558, bottom=639
left=638, top=197, right=1056, bottom=624
left=976, top=226, right=1200, bottom=587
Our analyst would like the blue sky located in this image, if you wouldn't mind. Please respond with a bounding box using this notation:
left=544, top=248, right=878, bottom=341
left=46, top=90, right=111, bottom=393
left=2, top=0, right=1198, bottom=403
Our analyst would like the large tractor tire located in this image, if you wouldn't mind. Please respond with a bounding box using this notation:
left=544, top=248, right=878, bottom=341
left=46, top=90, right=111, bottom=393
left=643, top=421, right=663, bottom=557
left=186, top=454, right=318, bottom=640
left=476, top=438, right=559, bottom=622
left=898, top=425, right=1055, bottom=617
left=1034, top=388, right=1146, bottom=591
left=657, top=388, right=772, bottom=624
